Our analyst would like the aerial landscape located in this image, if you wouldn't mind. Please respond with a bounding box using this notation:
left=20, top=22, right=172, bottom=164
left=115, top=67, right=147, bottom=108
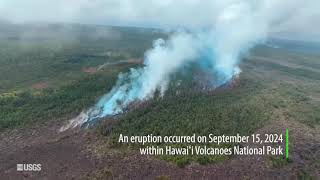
left=0, top=1, right=319, bottom=179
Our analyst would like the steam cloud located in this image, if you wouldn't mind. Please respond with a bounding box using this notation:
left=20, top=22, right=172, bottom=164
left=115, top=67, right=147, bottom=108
left=4, top=1, right=316, bottom=129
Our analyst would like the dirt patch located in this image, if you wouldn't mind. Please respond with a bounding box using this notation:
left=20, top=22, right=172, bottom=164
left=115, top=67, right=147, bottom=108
left=125, top=58, right=143, bottom=64
left=82, top=67, right=98, bottom=74
left=32, top=82, right=49, bottom=90
left=97, top=58, right=143, bottom=71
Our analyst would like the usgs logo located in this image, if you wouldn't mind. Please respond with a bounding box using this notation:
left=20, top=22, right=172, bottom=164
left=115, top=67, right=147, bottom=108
left=17, top=164, right=41, bottom=171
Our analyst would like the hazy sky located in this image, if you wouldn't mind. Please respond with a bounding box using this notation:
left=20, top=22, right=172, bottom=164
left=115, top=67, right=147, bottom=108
left=0, top=0, right=319, bottom=41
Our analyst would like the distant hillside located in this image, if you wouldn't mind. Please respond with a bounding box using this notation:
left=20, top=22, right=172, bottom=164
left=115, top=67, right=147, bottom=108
left=267, top=38, right=320, bottom=54
left=0, top=22, right=166, bottom=42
